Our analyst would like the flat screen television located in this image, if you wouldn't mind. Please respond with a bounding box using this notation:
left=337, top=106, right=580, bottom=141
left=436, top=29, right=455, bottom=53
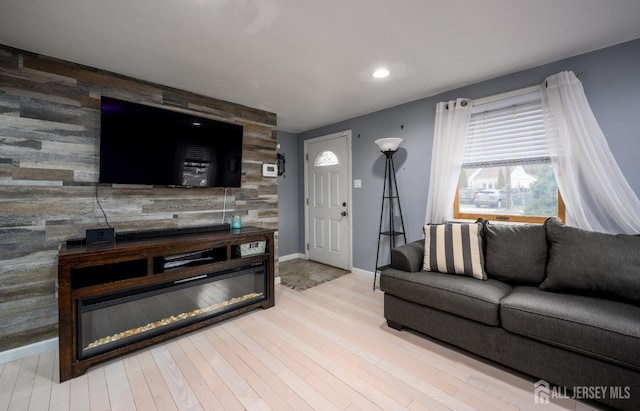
left=99, top=96, right=243, bottom=188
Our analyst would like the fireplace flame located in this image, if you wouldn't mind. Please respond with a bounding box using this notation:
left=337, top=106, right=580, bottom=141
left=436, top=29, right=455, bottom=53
left=85, top=292, right=263, bottom=350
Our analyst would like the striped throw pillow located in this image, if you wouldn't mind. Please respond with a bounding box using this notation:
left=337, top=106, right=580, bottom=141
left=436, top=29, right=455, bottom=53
left=423, top=223, right=486, bottom=280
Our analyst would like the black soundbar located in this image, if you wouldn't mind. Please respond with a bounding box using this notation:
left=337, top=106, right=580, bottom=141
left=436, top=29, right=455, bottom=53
left=116, top=224, right=231, bottom=242
left=66, top=224, right=232, bottom=246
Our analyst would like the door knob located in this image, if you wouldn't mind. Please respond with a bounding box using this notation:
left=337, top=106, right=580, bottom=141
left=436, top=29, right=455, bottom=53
left=341, top=211, right=347, bottom=217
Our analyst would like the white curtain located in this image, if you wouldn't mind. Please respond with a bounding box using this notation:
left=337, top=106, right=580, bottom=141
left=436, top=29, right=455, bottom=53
left=543, top=71, right=640, bottom=234
left=425, top=98, right=471, bottom=223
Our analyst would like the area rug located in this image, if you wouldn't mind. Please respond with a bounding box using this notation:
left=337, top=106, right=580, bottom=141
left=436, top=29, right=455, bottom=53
left=279, top=259, right=350, bottom=290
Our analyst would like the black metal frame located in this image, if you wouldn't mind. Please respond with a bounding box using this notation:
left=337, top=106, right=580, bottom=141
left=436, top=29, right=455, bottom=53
left=374, top=150, right=406, bottom=289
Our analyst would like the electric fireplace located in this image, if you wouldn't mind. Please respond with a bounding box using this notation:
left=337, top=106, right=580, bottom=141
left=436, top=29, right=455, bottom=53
left=77, top=262, right=265, bottom=359
left=58, top=226, right=275, bottom=382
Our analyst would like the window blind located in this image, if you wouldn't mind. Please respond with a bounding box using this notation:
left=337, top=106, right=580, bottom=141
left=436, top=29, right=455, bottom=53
left=463, top=88, right=550, bottom=168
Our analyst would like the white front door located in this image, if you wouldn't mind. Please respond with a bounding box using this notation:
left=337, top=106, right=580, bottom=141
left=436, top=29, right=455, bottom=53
left=305, top=131, right=351, bottom=270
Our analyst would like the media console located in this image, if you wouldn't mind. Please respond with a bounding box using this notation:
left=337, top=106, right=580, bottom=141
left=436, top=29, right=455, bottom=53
left=57, top=226, right=275, bottom=382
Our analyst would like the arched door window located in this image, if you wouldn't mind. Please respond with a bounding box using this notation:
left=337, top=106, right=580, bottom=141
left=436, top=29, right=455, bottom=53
left=314, top=150, right=339, bottom=167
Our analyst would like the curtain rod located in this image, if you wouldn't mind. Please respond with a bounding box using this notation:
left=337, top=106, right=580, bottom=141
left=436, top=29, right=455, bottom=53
left=475, top=71, right=587, bottom=104
left=442, top=70, right=586, bottom=109
left=544, top=71, right=586, bottom=88
left=472, top=84, right=540, bottom=107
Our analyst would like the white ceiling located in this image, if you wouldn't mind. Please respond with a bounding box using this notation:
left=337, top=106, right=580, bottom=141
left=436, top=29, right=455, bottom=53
left=1, top=0, right=640, bottom=133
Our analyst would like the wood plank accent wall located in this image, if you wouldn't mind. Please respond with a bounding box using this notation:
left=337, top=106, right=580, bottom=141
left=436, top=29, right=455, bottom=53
left=0, top=45, right=278, bottom=352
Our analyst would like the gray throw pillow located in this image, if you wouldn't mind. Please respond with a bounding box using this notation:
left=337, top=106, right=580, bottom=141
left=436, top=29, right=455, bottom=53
left=485, top=223, right=548, bottom=285
left=540, top=218, right=640, bottom=306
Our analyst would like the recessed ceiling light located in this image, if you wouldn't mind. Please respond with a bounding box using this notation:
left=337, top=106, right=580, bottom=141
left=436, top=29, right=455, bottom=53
left=192, top=122, right=201, bottom=126
left=372, top=68, right=390, bottom=79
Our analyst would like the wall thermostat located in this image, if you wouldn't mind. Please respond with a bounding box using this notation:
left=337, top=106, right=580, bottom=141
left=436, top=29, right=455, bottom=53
left=262, top=163, right=278, bottom=177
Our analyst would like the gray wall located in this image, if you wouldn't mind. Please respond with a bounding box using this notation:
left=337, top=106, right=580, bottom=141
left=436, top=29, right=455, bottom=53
left=276, top=131, right=299, bottom=257
left=278, top=38, right=640, bottom=271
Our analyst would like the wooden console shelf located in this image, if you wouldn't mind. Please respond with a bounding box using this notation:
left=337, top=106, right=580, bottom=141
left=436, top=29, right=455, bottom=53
left=57, top=226, right=275, bottom=382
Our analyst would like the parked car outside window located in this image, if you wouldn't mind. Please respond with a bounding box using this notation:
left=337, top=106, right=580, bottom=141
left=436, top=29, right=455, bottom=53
left=459, top=188, right=478, bottom=204
left=474, top=189, right=506, bottom=208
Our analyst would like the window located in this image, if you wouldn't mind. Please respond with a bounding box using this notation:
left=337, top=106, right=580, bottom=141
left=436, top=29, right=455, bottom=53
left=454, top=86, right=565, bottom=223
left=314, top=150, right=339, bottom=167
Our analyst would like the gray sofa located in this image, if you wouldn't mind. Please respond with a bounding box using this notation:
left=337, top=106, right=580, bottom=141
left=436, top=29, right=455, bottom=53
left=380, top=218, right=640, bottom=410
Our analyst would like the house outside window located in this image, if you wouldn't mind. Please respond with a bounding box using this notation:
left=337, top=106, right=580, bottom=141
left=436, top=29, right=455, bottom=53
left=454, top=86, right=565, bottom=223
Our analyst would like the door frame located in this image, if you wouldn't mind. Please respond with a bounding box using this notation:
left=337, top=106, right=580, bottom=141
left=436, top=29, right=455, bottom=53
left=303, top=130, right=353, bottom=270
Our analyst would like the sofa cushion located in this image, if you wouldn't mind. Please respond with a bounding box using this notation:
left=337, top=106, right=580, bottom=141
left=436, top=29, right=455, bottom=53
left=541, top=218, right=640, bottom=305
left=423, top=222, right=486, bottom=280
left=484, top=223, right=548, bottom=285
left=501, top=286, right=640, bottom=370
left=380, top=268, right=511, bottom=326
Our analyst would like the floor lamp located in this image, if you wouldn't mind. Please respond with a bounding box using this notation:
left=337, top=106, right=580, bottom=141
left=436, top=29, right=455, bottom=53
left=373, top=138, right=407, bottom=290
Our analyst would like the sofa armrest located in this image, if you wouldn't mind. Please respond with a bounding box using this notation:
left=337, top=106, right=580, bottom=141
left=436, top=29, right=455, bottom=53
left=390, top=239, right=424, bottom=272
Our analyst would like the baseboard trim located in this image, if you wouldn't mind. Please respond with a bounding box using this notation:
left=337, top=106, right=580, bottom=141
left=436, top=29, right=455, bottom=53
left=278, top=253, right=305, bottom=262
left=0, top=337, right=58, bottom=365
left=350, top=267, right=374, bottom=277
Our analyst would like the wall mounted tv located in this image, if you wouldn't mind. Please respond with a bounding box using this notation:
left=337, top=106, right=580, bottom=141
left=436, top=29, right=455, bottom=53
left=99, top=96, right=243, bottom=188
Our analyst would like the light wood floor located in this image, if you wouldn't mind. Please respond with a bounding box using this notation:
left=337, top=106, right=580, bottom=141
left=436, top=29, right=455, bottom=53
left=0, top=273, right=602, bottom=411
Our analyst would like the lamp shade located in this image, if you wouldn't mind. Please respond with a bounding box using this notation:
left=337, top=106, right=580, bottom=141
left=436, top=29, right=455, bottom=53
left=374, top=138, right=403, bottom=152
